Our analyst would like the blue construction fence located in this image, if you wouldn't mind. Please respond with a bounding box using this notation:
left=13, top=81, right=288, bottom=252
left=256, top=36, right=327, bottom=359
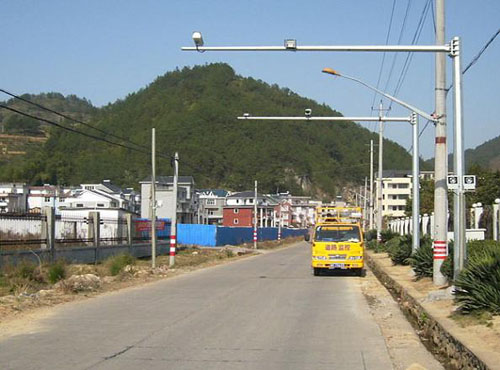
left=136, top=219, right=308, bottom=247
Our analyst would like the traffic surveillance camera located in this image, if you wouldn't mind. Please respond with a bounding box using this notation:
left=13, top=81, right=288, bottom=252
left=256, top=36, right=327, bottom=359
left=305, top=109, right=312, bottom=117
left=192, top=31, right=204, bottom=47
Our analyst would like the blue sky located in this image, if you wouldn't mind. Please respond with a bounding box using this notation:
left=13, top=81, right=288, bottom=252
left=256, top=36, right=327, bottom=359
left=1, top=0, right=499, bottom=159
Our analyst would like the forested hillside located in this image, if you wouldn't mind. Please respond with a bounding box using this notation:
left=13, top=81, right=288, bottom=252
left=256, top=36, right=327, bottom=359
left=0, top=63, right=413, bottom=198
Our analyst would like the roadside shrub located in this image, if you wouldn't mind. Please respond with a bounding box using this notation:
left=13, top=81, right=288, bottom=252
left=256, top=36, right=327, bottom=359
left=17, top=260, right=37, bottom=280
left=409, top=243, right=434, bottom=279
left=380, top=229, right=399, bottom=243
left=387, top=236, right=412, bottom=265
left=365, top=240, right=378, bottom=250
left=455, top=244, right=500, bottom=314
left=48, top=260, right=67, bottom=284
left=364, top=229, right=377, bottom=242
left=108, top=254, right=136, bottom=276
left=442, top=240, right=500, bottom=282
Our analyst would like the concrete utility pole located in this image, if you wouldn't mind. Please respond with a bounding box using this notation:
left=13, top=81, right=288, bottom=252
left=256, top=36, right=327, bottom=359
left=278, top=204, right=282, bottom=241
left=377, top=102, right=385, bottom=241
left=369, top=140, right=374, bottom=230
left=364, top=177, right=368, bottom=230
left=170, top=152, right=179, bottom=267
left=151, top=128, right=157, bottom=268
left=254, top=180, right=258, bottom=249
left=433, top=0, right=448, bottom=285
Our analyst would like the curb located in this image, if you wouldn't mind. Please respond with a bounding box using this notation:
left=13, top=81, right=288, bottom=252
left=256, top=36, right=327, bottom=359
left=366, top=251, right=492, bottom=370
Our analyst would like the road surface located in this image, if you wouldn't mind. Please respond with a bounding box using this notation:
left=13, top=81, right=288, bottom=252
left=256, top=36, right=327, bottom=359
left=1, top=242, right=395, bottom=369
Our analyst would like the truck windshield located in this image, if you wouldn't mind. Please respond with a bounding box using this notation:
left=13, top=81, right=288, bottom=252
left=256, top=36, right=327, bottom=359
left=314, top=225, right=360, bottom=242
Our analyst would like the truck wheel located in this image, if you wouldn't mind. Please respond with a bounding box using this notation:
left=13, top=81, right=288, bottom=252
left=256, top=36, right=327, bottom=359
left=354, top=268, right=364, bottom=277
left=313, top=268, right=320, bottom=276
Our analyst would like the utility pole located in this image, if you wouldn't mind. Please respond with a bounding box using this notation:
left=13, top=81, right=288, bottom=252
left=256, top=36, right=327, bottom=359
left=369, top=140, right=374, bottom=230
left=433, top=0, right=448, bottom=285
left=169, top=152, right=179, bottom=267
left=254, top=180, right=258, bottom=249
left=278, top=203, right=282, bottom=241
left=151, top=128, right=157, bottom=268
left=364, top=177, right=368, bottom=231
left=376, top=102, right=386, bottom=241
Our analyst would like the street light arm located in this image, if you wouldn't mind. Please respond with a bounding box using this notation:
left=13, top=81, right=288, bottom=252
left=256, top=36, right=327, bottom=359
left=322, top=69, right=437, bottom=123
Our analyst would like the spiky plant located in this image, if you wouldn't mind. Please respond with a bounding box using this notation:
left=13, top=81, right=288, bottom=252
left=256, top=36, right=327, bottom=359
left=387, top=235, right=412, bottom=265
left=455, top=245, right=500, bottom=314
left=409, top=243, right=433, bottom=279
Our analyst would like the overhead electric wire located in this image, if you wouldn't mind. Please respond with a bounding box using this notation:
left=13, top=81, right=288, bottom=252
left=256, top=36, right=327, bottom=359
left=382, top=0, right=413, bottom=95
left=417, top=26, right=500, bottom=140
left=0, top=88, right=148, bottom=152
left=0, top=104, right=173, bottom=159
left=370, top=0, right=397, bottom=113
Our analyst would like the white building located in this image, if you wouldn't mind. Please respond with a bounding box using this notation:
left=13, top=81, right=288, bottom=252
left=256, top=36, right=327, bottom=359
left=140, top=176, right=197, bottom=224
left=0, top=183, right=28, bottom=213
left=27, top=185, right=72, bottom=215
left=375, top=170, right=437, bottom=218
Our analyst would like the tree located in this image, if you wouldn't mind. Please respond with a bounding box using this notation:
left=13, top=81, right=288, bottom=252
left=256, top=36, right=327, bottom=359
left=4, top=114, right=41, bottom=136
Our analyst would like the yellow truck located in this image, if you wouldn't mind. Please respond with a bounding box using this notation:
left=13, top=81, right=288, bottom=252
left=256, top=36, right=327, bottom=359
left=310, top=206, right=364, bottom=276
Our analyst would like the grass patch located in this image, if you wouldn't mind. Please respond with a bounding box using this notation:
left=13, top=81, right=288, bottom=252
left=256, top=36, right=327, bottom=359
left=108, top=254, right=136, bottom=276
left=47, top=260, right=67, bottom=284
left=450, top=310, right=494, bottom=327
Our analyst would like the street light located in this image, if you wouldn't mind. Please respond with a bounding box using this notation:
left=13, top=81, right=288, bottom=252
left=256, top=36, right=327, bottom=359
left=322, top=68, right=435, bottom=255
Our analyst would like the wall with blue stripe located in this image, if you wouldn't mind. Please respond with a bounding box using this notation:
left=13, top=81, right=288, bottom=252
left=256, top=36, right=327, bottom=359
left=137, top=220, right=307, bottom=247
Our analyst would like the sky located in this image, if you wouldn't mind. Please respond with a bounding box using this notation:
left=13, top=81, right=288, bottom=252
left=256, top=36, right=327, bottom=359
left=1, top=0, right=500, bottom=160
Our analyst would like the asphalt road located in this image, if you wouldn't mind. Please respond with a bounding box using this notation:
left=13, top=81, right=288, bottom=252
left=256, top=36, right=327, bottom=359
left=1, top=242, right=394, bottom=370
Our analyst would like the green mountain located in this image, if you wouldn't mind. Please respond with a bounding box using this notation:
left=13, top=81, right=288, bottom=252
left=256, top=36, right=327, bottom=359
left=464, top=135, right=500, bottom=171
left=0, top=63, right=413, bottom=198
left=425, top=134, right=500, bottom=172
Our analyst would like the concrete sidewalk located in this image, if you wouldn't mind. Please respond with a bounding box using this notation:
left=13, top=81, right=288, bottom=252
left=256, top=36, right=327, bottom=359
left=366, top=250, right=500, bottom=370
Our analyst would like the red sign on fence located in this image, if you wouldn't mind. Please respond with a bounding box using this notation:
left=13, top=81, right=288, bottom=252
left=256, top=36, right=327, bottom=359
left=135, top=220, right=165, bottom=232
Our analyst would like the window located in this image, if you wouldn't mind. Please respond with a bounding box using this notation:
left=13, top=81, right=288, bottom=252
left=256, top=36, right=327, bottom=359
left=206, top=199, right=215, bottom=205
left=233, top=219, right=239, bottom=225
left=233, top=208, right=239, bottom=214
left=59, top=197, right=65, bottom=202
left=44, top=197, right=51, bottom=202
left=76, top=204, right=84, bottom=208
left=97, top=203, right=105, bottom=207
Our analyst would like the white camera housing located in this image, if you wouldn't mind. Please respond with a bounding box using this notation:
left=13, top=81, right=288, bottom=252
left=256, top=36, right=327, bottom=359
left=305, top=108, right=312, bottom=117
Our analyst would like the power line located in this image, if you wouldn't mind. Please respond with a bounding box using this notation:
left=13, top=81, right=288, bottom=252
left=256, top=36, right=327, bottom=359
left=417, top=26, right=500, bottom=140
left=382, top=0, right=413, bottom=95
left=370, top=0, right=397, bottom=114
left=0, top=104, right=172, bottom=159
left=0, top=88, right=148, bottom=152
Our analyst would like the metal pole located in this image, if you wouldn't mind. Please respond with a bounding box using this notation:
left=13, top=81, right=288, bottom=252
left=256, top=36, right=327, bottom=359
left=493, top=200, right=500, bottom=241
left=278, top=204, right=282, bottom=241
left=369, top=140, right=374, bottom=230
left=432, top=0, right=448, bottom=285
left=452, top=37, right=466, bottom=279
left=411, top=113, right=420, bottom=252
left=151, top=128, right=156, bottom=268
left=238, top=116, right=410, bottom=122
left=364, top=177, right=368, bottom=231
left=183, top=44, right=450, bottom=53
left=377, top=104, right=384, bottom=241
left=254, top=180, right=258, bottom=248
left=170, top=152, right=179, bottom=267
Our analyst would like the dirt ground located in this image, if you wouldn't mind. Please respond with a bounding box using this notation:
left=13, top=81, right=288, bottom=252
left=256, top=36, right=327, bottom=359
left=368, top=251, right=500, bottom=369
left=359, top=266, right=444, bottom=370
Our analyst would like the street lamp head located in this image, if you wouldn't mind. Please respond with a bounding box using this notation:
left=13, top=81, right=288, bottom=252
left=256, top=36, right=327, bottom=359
left=192, top=31, right=204, bottom=47
left=243, top=113, right=250, bottom=118
left=322, top=68, right=341, bottom=77
left=495, top=198, right=500, bottom=204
